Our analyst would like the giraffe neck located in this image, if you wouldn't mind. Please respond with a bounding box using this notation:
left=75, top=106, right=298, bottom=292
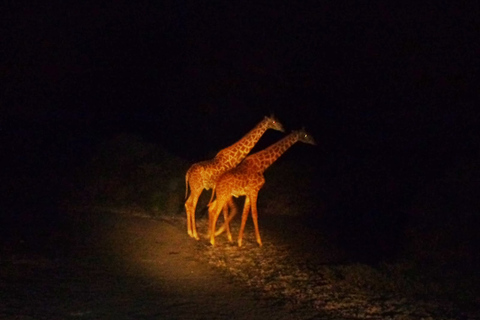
left=245, top=132, right=299, bottom=173
left=215, top=118, right=270, bottom=167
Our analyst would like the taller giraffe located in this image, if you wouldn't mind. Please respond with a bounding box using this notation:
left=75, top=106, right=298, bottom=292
left=208, top=129, right=316, bottom=246
left=185, top=115, right=284, bottom=240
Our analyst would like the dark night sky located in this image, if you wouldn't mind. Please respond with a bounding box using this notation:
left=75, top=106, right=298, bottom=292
left=2, top=2, right=479, bottom=214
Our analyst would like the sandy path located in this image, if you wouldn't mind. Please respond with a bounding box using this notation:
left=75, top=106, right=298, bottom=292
left=1, top=212, right=304, bottom=320
left=3, top=211, right=474, bottom=319
left=103, top=214, right=295, bottom=320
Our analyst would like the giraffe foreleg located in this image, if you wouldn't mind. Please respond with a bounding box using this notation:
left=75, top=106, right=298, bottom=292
left=250, top=193, right=262, bottom=247
left=207, top=199, right=216, bottom=238
left=238, top=196, right=251, bottom=247
left=209, top=203, right=223, bottom=246
left=221, top=203, right=233, bottom=242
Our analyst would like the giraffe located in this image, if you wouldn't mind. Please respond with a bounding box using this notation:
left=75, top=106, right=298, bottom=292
left=208, top=128, right=316, bottom=246
left=184, top=115, right=284, bottom=240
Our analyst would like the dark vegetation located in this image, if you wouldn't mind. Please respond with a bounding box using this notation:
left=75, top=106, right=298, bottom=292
left=67, top=133, right=189, bottom=215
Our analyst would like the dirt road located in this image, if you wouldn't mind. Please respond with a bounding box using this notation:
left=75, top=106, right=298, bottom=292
left=2, top=210, right=476, bottom=319
left=0, top=212, right=314, bottom=319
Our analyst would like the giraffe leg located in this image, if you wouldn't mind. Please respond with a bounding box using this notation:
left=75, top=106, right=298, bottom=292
left=185, top=200, right=192, bottom=237
left=215, top=197, right=237, bottom=237
left=238, top=196, right=251, bottom=247
left=250, top=193, right=263, bottom=247
left=207, top=198, right=218, bottom=238
left=222, top=203, right=233, bottom=242
left=209, top=202, right=224, bottom=246
left=185, top=197, right=193, bottom=237
left=226, top=197, right=237, bottom=241
left=185, top=190, right=201, bottom=240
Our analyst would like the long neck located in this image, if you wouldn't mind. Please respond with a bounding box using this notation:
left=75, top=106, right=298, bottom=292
left=215, top=118, right=270, bottom=167
left=245, top=132, right=299, bottom=173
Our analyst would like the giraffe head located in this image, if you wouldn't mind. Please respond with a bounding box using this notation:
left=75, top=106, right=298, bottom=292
left=294, top=128, right=316, bottom=145
left=264, top=115, right=285, bottom=132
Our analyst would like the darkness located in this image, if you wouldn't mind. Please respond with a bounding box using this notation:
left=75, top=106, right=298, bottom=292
left=2, top=2, right=479, bottom=262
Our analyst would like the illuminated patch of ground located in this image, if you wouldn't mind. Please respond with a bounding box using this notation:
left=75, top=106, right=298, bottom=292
left=1, top=210, right=477, bottom=319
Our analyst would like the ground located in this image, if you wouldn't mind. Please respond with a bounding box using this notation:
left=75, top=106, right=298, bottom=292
left=0, top=209, right=478, bottom=319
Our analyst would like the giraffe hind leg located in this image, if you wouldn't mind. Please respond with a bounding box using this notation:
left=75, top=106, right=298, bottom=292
left=185, top=190, right=201, bottom=240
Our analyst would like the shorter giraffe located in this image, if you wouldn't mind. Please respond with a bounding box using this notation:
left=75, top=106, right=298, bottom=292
left=208, top=129, right=316, bottom=246
left=185, top=115, right=284, bottom=240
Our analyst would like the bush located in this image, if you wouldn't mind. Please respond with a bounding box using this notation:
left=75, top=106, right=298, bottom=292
left=70, top=133, right=188, bottom=216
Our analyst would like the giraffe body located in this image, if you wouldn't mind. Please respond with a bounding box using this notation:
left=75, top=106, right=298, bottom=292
left=184, top=115, right=284, bottom=239
left=208, top=129, right=316, bottom=246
